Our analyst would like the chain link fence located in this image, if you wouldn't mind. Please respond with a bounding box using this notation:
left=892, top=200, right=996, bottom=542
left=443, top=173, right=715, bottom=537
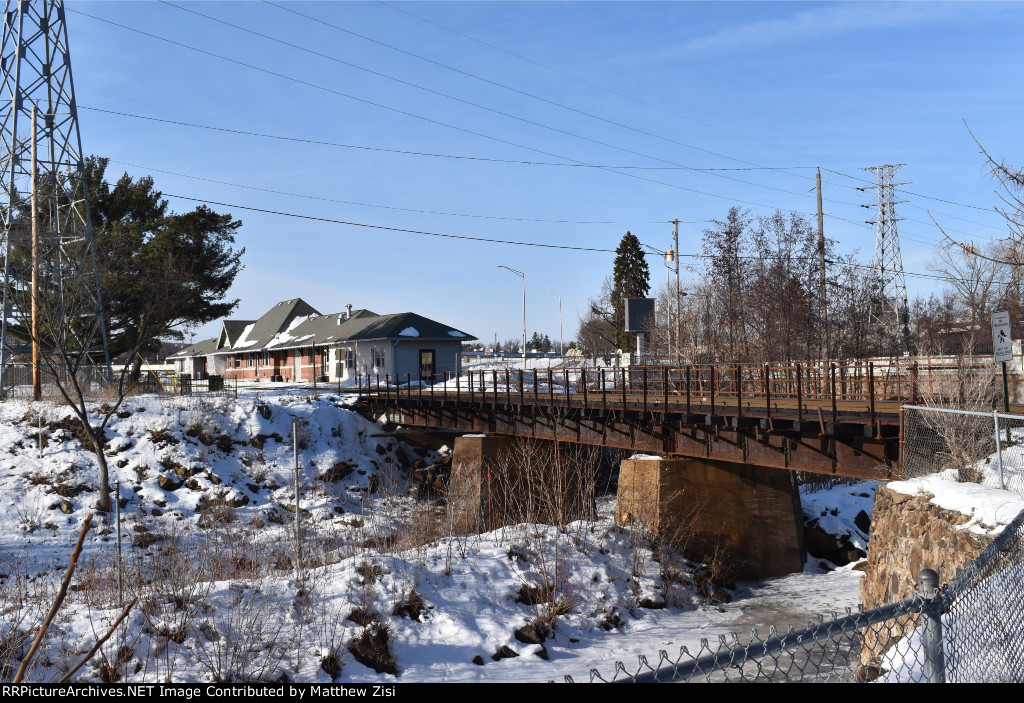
left=903, top=405, right=1024, bottom=495
left=570, top=506, right=1024, bottom=683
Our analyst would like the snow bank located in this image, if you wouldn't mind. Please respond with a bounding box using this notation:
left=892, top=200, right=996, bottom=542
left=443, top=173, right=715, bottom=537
left=887, top=473, right=1024, bottom=535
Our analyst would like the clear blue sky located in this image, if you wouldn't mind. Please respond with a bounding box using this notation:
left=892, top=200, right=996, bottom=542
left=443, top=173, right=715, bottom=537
left=65, top=1, right=1024, bottom=346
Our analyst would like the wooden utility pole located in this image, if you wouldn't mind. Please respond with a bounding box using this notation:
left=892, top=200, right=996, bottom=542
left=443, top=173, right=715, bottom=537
left=816, top=169, right=828, bottom=359
left=31, top=106, right=40, bottom=402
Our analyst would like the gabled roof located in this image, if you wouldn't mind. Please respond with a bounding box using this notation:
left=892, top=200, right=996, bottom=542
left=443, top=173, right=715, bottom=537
left=226, top=298, right=321, bottom=352
left=218, top=320, right=254, bottom=349
left=268, top=309, right=377, bottom=349
left=169, top=337, right=218, bottom=359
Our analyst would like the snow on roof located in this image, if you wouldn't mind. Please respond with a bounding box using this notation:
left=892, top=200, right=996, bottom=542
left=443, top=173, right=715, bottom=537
left=232, top=322, right=259, bottom=349
left=887, top=473, right=1024, bottom=535
left=265, top=315, right=313, bottom=348
left=399, top=327, right=420, bottom=337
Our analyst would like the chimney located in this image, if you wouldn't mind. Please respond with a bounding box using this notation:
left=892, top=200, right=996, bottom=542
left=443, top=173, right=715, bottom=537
left=345, top=303, right=353, bottom=319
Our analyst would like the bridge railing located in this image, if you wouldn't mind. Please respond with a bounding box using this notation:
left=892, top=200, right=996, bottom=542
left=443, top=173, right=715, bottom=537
left=355, top=357, right=1015, bottom=418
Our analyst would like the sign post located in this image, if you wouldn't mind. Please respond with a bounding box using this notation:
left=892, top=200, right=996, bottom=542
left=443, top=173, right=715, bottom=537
left=992, top=312, right=1013, bottom=442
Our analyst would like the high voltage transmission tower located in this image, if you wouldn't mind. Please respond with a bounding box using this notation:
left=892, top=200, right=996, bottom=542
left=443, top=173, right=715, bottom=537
left=860, top=164, right=910, bottom=353
left=0, top=0, right=110, bottom=394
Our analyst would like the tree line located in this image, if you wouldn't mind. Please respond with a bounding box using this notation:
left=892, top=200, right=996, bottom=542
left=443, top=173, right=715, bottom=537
left=578, top=206, right=1024, bottom=364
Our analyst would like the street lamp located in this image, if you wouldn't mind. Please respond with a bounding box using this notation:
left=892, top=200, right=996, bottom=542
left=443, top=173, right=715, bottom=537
left=643, top=244, right=676, bottom=361
left=544, top=291, right=563, bottom=357
left=498, top=265, right=526, bottom=365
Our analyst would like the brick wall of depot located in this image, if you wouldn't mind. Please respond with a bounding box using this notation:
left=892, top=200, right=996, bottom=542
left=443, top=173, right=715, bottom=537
left=221, top=349, right=327, bottom=382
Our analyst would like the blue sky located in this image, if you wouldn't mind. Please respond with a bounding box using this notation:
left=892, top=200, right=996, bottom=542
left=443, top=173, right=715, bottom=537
left=63, top=1, right=1024, bottom=346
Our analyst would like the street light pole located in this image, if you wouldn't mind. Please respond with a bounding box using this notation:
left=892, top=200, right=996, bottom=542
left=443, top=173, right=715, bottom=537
left=544, top=291, right=563, bottom=357
left=498, top=266, right=526, bottom=366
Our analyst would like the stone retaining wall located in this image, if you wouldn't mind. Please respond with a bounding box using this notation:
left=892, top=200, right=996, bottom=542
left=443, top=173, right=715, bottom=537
left=859, top=484, right=995, bottom=609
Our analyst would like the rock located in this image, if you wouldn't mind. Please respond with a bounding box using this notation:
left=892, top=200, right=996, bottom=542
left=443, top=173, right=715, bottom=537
left=184, top=478, right=207, bottom=492
left=152, top=508, right=163, bottom=517
left=535, top=645, right=549, bottom=661
left=59, top=499, right=74, bottom=514
left=805, top=520, right=844, bottom=557
left=395, top=446, right=410, bottom=467
left=322, top=461, right=353, bottom=483
left=639, top=597, right=666, bottom=609
left=153, top=499, right=167, bottom=508
left=514, top=625, right=544, bottom=645
left=472, top=655, right=484, bottom=666
left=854, top=509, right=872, bottom=535
left=116, top=459, right=129, bottom=468
left=157, top=475, right=182, bottom=492
left=491, top=645, right=519, bottom=661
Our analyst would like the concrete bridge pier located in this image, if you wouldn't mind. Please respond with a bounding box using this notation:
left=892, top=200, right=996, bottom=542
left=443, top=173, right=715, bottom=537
left=451, top=434, right=596, bottom=532
left=615, top=457, right=806, bottom=580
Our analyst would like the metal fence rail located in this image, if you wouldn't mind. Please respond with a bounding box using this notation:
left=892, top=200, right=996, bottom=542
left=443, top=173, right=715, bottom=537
left=573, top=506, right=1024, bottom=683
left=902, top=404, right=1024, bottom=495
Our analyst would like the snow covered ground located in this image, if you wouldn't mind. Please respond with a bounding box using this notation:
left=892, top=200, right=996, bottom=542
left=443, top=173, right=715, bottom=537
left=0, top=386, right=877, bottom=683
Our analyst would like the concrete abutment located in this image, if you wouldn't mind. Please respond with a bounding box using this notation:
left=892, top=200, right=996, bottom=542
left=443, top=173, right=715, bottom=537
left=615, top=457, right=807, bottom=580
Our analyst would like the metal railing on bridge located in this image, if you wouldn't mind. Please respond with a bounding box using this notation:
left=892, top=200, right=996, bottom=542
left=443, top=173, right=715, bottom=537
left=355, top=357, right=1015, bottom=422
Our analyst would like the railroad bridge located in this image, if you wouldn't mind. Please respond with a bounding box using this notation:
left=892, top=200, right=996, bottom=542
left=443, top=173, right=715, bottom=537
left=354, top=359, right=1019, bottom=579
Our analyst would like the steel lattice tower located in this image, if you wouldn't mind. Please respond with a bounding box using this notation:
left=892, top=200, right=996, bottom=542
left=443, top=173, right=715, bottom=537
left=0, top=0, right=110, bottom=391
left=862, top=164, right=910, bottom=350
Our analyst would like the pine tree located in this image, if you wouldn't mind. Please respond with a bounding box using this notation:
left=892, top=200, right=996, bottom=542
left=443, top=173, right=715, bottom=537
left=611, top=231, right=651, bottom=348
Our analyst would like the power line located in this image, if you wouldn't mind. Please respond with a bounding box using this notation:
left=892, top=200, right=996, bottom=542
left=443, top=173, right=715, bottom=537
left=80, top=105, right=809, bottom=172
left=107, top=158, right=673, bottom=225
left=160, top=1, right=852, bottom=205
left=69, top=7, right=861, bottom=215
left=159, top=191, right=990, bottom=291
left=162, top=192, right=619, bottom=252
left=374, top=0, right=847, bottom=169
left=263, top=0, right=811, bottom=172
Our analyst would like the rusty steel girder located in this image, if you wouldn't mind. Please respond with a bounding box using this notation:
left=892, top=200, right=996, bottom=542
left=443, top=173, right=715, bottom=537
left=369, top=399, right=899, bottom=481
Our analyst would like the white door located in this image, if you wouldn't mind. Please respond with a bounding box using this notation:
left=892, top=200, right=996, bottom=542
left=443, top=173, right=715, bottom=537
left=293, top=349, right=301, bottom=380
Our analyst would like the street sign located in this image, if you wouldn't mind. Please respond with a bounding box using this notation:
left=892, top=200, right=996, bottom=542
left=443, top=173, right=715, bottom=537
left=992, top=311, right=1013, bottom=363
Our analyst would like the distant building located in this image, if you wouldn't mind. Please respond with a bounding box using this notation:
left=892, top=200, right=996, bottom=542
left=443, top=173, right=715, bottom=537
left=169, top=298, right=476, bottom=382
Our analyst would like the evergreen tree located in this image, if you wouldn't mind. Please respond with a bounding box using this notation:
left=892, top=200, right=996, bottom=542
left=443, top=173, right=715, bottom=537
left=611, top=231, right=650, bottom=348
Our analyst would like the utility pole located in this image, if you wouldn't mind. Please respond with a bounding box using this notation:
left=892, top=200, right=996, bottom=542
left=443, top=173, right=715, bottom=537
left=31, top=106, right=40, bottom=401
left=816, top=169, right=828, bottom=360
left=671, top=219, right=680, bottom=364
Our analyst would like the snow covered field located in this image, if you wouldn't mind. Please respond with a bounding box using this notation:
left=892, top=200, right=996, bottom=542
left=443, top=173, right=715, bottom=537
left=0, top=386, right=874, bottom=683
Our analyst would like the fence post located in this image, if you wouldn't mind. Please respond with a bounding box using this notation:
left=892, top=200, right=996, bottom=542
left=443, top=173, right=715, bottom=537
left=994, top=410, right=1007, bottom=491
left=917, top=568, right=946, bottom=683
left=115, top=480, right=123, bottom=607
left=293, top=419, right=301, bottom=583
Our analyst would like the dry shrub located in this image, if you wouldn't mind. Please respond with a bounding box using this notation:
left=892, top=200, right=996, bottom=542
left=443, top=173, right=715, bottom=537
left=917, top=356, right=1000, bottom=482
left=347, top=621, right=396, bottom=675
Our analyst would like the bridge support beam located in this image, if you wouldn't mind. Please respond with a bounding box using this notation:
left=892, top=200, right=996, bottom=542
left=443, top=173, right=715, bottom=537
left=615, top=457, right=806, bottom=580
left=451, top=434, right=596, bottom=532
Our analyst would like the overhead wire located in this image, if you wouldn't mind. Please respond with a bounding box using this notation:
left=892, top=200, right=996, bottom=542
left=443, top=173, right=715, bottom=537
left=71, top=8, right=1003, bottom=269
left=107, top=158, right=678, bottom=225
left=160, top=191, right=1002, bottom=291
left=160, top=1, right=855, bottom=206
